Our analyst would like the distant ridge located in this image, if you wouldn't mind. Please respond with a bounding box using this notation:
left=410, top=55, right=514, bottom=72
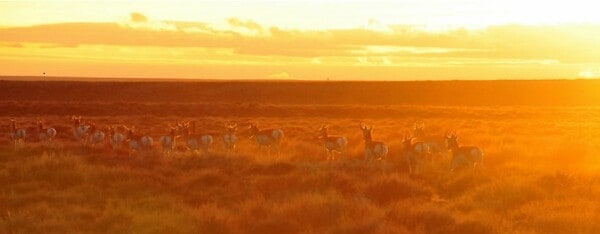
left=0, top=75, right=586, bottom=82
left=1, top=78, right=599, bottom=106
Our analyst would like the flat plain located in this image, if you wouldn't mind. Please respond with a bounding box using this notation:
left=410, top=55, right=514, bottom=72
left=2, top=78, right=600, bottom=233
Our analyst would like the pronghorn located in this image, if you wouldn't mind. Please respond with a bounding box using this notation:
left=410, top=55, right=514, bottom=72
left=247, top=123, right=284, bottom=158
left=360, top=123, right=388, bottom=162
left=36, top=119, right=57, bottom=147
left=445, top=132, right=483, bottom=171
left=87, top=124, right=106, bottom=147
left=182, top=121, right=213, bottom=154
left=317, top=125, right=347, bottom=161
left=223, top=122, right=238, bottom=154
left=412, top=122, right=444, bottom=158
left=108, top=126, right=125, bottom=150
left=9, top=119, right=27, bottom=150
left=159, top=127, right=178, bottom=156
left=402, top=136, right=428, bottom=174
left=71, top=116, right=90, bottom=145
left=125, top=126, right=153, bottom=157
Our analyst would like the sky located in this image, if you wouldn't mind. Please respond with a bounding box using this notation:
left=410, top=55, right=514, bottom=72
left=1, top=0, right=600, bottom=80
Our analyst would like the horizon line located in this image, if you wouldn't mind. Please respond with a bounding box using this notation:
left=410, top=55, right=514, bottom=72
left=0, top=75, right=592, bottom=83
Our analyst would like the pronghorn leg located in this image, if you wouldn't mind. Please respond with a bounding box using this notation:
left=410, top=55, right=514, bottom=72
left=406, top=156, right=413, bottom=174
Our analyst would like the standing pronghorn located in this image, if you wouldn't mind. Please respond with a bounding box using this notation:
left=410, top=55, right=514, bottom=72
left=402, top=136, right=428, bottom=175
left=445, top=132, right=483, bottom=171
left=223, top=122, right=238, bottom=154
left=360, top=123, right=388, bottom=162
left=71, top=116, right=90, bottom=146
left=87, top=124, right=105, bottom=148
left=247, top=123, right=284, bottom=158
left=36, top=119, right=57, bottom=148
left=182, top=121, right=213, bottom=154
left=412, top=123, right=444, bottom=158
left=159, top=127, right=178, bottom=156
left=108, top=126, right=125, bottom=151
left=317, top=125, right=347, bottom=161
left=9, top=119, right=27, bottom=151
left=125, top=126, right=154, bottom=157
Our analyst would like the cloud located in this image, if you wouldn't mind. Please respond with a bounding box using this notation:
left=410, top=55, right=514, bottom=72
left=130, top=12, right=148, bottom=23
left=123, top=12, right=176, bottom=31
left=1, top=18, right=600, bottom=65
left=227, top=18, right=263, bottom=31
left=0, top=42, right=24, bottom=48
left=268, top=72, right=290, bottom=79
left=579, top=68, right=600, bottom=79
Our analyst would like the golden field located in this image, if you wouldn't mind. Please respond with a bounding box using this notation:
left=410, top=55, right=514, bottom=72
left=2, top=80, right=600, bottom=233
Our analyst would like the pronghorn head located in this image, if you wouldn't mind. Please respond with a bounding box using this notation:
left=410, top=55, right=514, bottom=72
left=445, top=132, right=458, bottom=149
left=176, top=121, right=191, bottom=136
left=169, top=127, right=177, bottom=136
left=36, top=119, right=44, bottom=130
left=226, top=122, right=238, bottom=133
left=188, top=121, right=197, bottom=133
left=10, top=119, right=16, bottom=130
left=318, top=125, right=329, bottom=138
left=248, top=123, right=259, bottom=137
left=402, top=135, right=413, bottom=149
left=174, top=121, right=186, bottom=134
left=360, top=123, right=373, bottom=141
left=125, top=126, right=135, bottom=139
left=413, top=122, right=425, bottom=138
left=71, top=116, right=82, bottom=126
left=89, top=123, right=97, bottom=132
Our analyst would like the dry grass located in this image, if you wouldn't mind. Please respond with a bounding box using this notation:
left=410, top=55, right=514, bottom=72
left=3, top=81, right=600, bottom=233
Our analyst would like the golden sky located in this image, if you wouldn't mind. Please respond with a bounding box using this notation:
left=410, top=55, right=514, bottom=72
left=1, top=0, right=600, bottom=80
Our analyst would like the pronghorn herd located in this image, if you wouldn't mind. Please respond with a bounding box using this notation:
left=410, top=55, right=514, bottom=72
left=6, top=117, right=483, bottom=172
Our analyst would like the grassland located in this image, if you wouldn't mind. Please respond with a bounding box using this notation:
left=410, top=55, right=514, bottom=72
left=2, top=79, right=600, bottom=233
